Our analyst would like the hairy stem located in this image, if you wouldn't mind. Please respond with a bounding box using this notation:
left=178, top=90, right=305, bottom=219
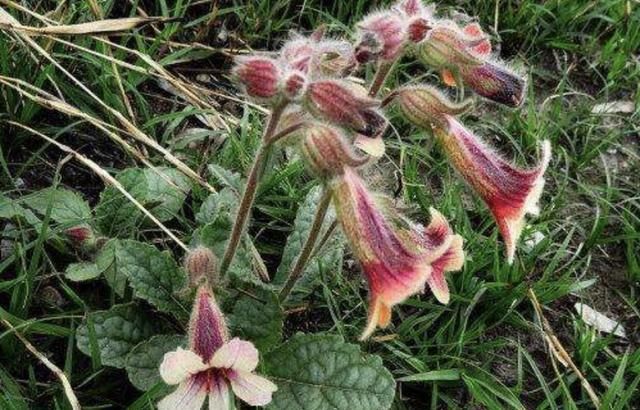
left=220, top=103, right=286, bottom=275
left=279, top=187, right=332, bottom=302
left=368, top=60, right=394, bottom=97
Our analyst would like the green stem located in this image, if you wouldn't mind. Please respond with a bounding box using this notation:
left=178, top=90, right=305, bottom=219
left=278, top=187, right=332, bottom=302
left=219, top=103, right=286, bottom=275
left=368, top=60, right=394, bottom=97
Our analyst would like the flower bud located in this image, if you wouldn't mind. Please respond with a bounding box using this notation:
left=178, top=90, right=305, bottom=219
left=355, top=11, right=406, bottom=63
left=315, top=40, right=357, bottom=77
left=304, top=80, right=382, bottom=133
left=407, top=18, right=431, bottom=43
left=65, top=225, right=97, bottom=250
left=301, top=124, right=368, bottom=177
left=280, top=38, right=315, bottom=73
left=233, top=56, right=282, bottom=102
left=460, top=62, right=526, bottom=107
left=184, top=246, right=219, bottom=287
left=283, top=70, right=306, bottom=100
left=417, top=24, right=486, bottom=69
left=387, top=85, right=472, bottom=130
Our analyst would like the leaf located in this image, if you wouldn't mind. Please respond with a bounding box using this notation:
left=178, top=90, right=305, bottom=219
left=76, top=304, right=166, bottom=368
left=64, top=262, right=101, bottom=282
left=0, top=194, right=40, bottom=226
left=115, top=240, right=187, bottom=316
left=462, top=370, right=524, bottom=410
left=195, top=187, right=237, bottom=225
left=95, top=167, right=190, bottom=235
left=125, top=334, right=186, bottom=391
left=1, top=17, right=175, bottom=35
left=96, top=239, right=127, bottom=297
left=229, top=293, right=283, bottom=351
left=207, top=164, right=244, bottom=194
left=21, top=188, right=91, bottom=226
left=574, top=303, right=626, bottom=338
left=273, top=186, right=344, bottom=301
left=264, top=334, right=396, bottom=410
left=397, top=369, right=461, bottom=382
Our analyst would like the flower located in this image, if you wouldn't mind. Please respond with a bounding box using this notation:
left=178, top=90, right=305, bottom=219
left=355, top=11, right=407, bottom=63
left=417, top=21, right=525, bottom=107
left=389, top=84, right=551, bottom=263
left=158, top=286, right=277, bottom=409
left=233, top=56, right=282, bottom=103
left=330, top=168, right=464, bottom=339
left=434, top=117, right=551, bottom=264
left=304, top=80, right=386, bottom=136
left=64, top=225, right=97, bottom=250
left=279, top=33, right=356, bottom=77
left=300, top=123, right=369, bottom=177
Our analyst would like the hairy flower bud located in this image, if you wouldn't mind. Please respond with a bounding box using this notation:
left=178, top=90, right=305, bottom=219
left=387, top=85, right=472, bottom=129
left=233, top=56, right=282, bottom=102
left=460, top=62, right=526, bottom=107
left=407, top=18, right=431, bottom=43
left=184, top=246, right=219, bottom=287
left=65, top=225, right=97, bottom=250
left=417, top=24, right=486, bottom=69
left=355, top=11, right=406, bottom=63
left=301, top=124, right=369, bottom=177
left=315, top=40, right=357, bottom=77
left=280, top=38, right=315, bottom=73
left=304, top=80, right=383, bottom=134
left=283, top=70, right=306, bottom=100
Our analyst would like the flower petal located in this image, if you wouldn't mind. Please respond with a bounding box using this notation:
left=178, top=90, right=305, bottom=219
left=425, top=234, right=464, bottom=304
left=354, top=133, right=385, bottom=158
left=209, top=338, right=259, bottom=372
left=158, top=378, right=207, bottom=410
left=190, top=286, right=229, bottom=363
left=228, top=370, right=278, bottom=407
left=208, top=377, right=231, bottom=410
left=160, top=347, right=209, bottom=385
left=360, top=297, right=393, bottom=341
left=437, top=117, right=551, bottom=264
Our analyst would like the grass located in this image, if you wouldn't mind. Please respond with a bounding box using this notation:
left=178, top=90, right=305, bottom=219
left=0, top=0, right=638, bottom=409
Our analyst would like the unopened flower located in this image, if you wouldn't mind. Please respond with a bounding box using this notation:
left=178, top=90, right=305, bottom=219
left=434, top=118, right=551, bottom=264
left=304, top=80, right=386, bottom=136
left=233, top=56, right=282, bottom=103
left=300, top=123, right=369, bottom=177
left=158, top=286, right=276, bottom=409
left=355, top=11, right=407, bottom=63
left=417, top=22, right=525, bottom=107
left=184, top=246, right=218, bottom=287
left=65, top=225, right=97, bottom=250
left=280, top=34, right=355, bottom=77
left=331, top=168, right=464, bottom=339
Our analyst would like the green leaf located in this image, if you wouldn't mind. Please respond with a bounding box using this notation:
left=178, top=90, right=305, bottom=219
left=96, top=239, right=127, bottom=297
left=273, top=186, right=344, bottom=301
left=462, top=370, right=524, bottom=410
left=397, top=369, right=461, bottom=382
left=20, top=188, right=91, bottom=226
left=95, top=167, right=190, bottom=235
left=64, top=262, right=101, bottom=282
left=125, top=334, right=186, bottom=391
left=207, top=164, right=244, bottom=194
left=115, top=240, right=188, bottom=316
left=229, top=292, right=283, bottom=351
left=76, top=304, right=166, bottom=368
left=264, top=334, right=395, bottom=410
left=195, top=187, right=238, bottom=225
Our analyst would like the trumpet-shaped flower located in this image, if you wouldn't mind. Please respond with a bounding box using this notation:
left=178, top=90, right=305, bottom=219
left=158, top=286, right=277, bottom=410
left=417, top=21, right=525, bottom=107
left=331, top=168, right=464, bottom=340
left=390, top=85, right=550, bottom=263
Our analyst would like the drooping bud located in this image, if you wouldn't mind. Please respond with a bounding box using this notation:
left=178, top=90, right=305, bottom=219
left=303, top=80, right=383, bottom=134
left=233, top=56, right=282, bottom=102
left=387, top=85, right=472, bottom=130
left=184, top=246, right=219, bottom=287
left=65, top=225, right=97, bottom=250
left=460, top=62, right=526, bottom=107
left=417, top=24, right=486, bottom=69
left=407, top=18, right=431, bottom=43
left=355, top=11, right=407, bottom=63
left=314, top=40, right=357, bottom=77
left=301, top=124, right=369, bottom=177
left=282, top=70, right=306, bottom=100
left=280, top=38, right=316, bottom=73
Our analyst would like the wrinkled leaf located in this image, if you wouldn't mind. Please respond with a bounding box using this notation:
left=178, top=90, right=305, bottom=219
left=273, top=186, right=343, bottom=301
left=96, top=239, right=127, bottom=297
left=115, top=240, right=188, bottom=316
left=21, top=188, right=91, bottom=226
left=264, top=334, right=395, bottom=410
left=126, top=334, right=186, bottom=391
left=229, top=293, right=283, bottom=351
left=207, top=164, right=244, bottom=194
left=65, top=262, right=101, bottom=282
left=76, top=304, right=166, bottom=368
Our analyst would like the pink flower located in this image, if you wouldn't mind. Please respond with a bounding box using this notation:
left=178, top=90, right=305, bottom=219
left=233, top=56, right=282, bottom=103
left=390, top=85, right=551, bottom=263
left=304, top=80, right=386, bottom=136
left=434, top=118, right=551, bottom=264
left=355, top=11, right=407, bottom=63
left=417, top=21, right=526, bottom=107
left=158, top=286, right=277, bottom=410
left=331, top=168, right=464, bottom=339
